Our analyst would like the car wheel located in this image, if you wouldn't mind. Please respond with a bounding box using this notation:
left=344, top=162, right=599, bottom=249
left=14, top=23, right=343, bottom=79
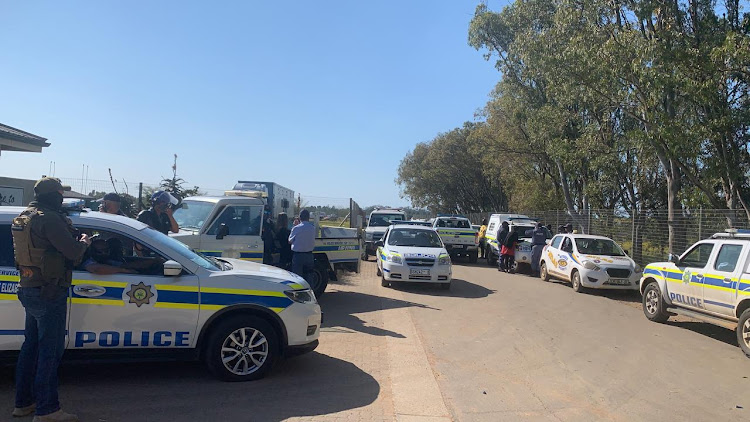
left=440, top=282, right=451, bottom=290
left=540, top=261, right=550, bottom=282
left=309, top=264, right=329, bottom=298
left=362, top=252, right=368, bottom=261
left=487, top=248, right=497, bottom=266
left=205, top=316, right=278, bottom=382
left=571, top=270, right=585, bottom=293
left=737, top=308, right=750, bottom=358
left=469, top=250, right=478, bottom=264
left=381, top=274, right=390, bottom=287
left=376, top=265, right=382, bottom=276
left=642, top=282, right=670, bottom=323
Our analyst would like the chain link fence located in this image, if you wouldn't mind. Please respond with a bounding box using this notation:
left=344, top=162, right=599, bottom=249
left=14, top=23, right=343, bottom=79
left=467, top=209, right=750, bottom=266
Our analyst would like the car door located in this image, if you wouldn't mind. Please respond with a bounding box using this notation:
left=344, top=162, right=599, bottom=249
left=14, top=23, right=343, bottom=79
left=68, top=227, right=200, bottom=350
left=672, top=242, right=716, bottom=310
left=0, top=223, right=26, bottom=350
left=545, top=235, right=564, bottom=276
left=702, top=242, right=746, bottom=315
left=198, top=204, right=264, bottom=262
left=557, top=236, right=575, bottom=280
left=377, top=228, right=390, bottom=272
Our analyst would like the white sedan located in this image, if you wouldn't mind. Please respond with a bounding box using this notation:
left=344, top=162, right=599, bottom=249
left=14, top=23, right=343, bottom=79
left=376, top=224, right=452, bottom=289
left=540, top=234, right=642, bottom=292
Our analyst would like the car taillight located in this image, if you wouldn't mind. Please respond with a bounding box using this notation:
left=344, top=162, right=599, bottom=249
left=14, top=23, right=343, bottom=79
left=474, top=233, right=479, bottom=244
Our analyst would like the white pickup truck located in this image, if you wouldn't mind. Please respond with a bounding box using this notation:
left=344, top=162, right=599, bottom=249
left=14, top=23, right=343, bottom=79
left=431, top=215, right=479, bottom=263
left=171, top=193, right=361, bottom=297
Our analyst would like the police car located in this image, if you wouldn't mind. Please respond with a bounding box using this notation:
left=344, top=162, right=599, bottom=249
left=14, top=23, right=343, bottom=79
left=375, top=222, right=452, bottom=289
left=0, top=206, right=321, bottom=381
left=640, top=229, right=750, bottom=358
left=540, top=234, right=642, bottom=292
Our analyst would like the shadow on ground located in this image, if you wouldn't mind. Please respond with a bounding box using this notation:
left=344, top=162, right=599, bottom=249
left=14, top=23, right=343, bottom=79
left=390, top=278, right=496, bottom=299
left=0, top=351, right=379, bottom=422
left=319, top=290, right=438, bottom=338
left=666, top=320, right=739, bottom=348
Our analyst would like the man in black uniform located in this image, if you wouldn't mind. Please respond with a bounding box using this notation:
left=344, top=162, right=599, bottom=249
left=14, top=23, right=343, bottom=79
left=98, top=192, right=127, bottom=216
left=137, top=190, right=179, bottom=235
left=11, top=177, right=91, bottom=422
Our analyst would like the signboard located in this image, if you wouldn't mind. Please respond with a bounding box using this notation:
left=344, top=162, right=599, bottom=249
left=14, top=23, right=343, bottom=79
left=0, top=186, right=24, bottom=206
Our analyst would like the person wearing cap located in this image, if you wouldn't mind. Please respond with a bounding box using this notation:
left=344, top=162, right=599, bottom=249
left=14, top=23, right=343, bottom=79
left=530, top=222, right=547, bottom=277
left=11, top=177, right=91, bottom=422
left=137, top=190, right=179, bottom=235
left=98, top=192, right=126, bottom=216
left=288, top=209, right=316, bottom=282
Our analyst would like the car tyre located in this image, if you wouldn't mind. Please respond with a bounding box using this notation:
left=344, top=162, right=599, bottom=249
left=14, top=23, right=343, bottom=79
left=205, top=316, right=278, bottom=382
left=540, top=261, right=550, bottom=282
left=376, top=265, right=382, bottom=277
left=737, top=308, right=750, bottom=358
left=642, top=282, right=670, bottom=323
left=469, top=250, right=478, bottom=264
left=362, top=252, right=369, bottom=262
left=571, top=270, right=585, bottom=293
left=381, top=274, right=390, bottom=287
left=309, top=263, right=329, bottom=298
left=440, top=282, right=451, bottom=290
left=486, top=247, right=497, bottom=266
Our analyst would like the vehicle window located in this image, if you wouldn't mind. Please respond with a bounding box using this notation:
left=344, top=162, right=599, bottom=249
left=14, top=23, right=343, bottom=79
left=369, top=214, right=405, bottom=227
left=172, top=200, right=216, bottom=231
left=574, top=238, right=625, bottom=256
left=681, top=243, right=715, bottom=268
left=436, top=218, right=471, bottom=229
left=714, top=244, right=743, bottom=272
left=488, top=222, right=496, bottom=232
left=513, top=226, right=535, bottom=239
left=76, top=228, right=167, bottom=276
left=0, top=225, right=14, bottom=267
left=543, top=227, right=553, bottom=239
left=550, top=236, right=562, bottom=249
left=140, top=227, right=219, bottom=270
left=388, top=229, right=442, bottom=248
left=561, top=237, right=573, bottom=253
left=206, top=205, right=262, bottom=236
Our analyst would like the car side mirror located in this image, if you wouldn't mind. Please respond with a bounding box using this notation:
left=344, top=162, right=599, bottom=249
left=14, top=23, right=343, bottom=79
left=668, top=253, right=679, bottom=264
left=624, top=249, right=630, bottom=256
left=216, top=223, right=229, bottom=240
left=163, top=260, right=183, bottom=277
left=375, top=240, right=384, bottom=247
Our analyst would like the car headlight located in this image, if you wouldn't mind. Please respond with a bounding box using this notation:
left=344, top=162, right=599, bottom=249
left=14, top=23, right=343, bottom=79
left=390, top=255, right=402, bottom=264
left=634, top=264, right=643, bottom=273
left=582, top=260, right=601, bottom=271
left=284, top=289, right=317, bottom=304
left=438, top=255, right=451, bottom=265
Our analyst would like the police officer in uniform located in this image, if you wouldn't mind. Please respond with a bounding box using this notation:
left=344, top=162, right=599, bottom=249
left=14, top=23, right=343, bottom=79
left=529, top=222, right=547, bottom=277
left=137, top=190, right=179, bottom=235
left=288, top=209, right=316, bottom=283
left=11, top=177, right=91, bottom=422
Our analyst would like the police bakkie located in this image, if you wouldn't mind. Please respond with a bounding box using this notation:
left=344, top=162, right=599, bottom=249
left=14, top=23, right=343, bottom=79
left=363, top=208, right=406, bottom=261
left=640, top=229, right=750, bottom=358
left=431, top=215, right=479, bottom=263
left=0, top=204, right=321, bottom=381
left=376, top=221, right=452, bottom=289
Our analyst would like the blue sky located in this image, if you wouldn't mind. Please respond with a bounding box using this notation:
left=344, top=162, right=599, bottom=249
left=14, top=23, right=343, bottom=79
left=0, top=1, right=504, bottom=207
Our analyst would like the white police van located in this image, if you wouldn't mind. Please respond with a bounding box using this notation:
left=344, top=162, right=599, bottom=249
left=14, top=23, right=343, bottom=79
left=363, top=208, right=406, bottom=261
left=0, top=205, right=321, bottom=381
left=375, top=222, right=452, bottom=289
left=640, top=229, right=750, bottom=358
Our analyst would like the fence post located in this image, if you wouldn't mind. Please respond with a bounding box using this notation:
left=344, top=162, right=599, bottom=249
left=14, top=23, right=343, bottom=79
left=138, top=183, right=143, bottom=212
left=587, top=207, right=591, bottom=235
left=631, top=209, right=635, bottom=254
left=698, top=207, right=702, bottom=240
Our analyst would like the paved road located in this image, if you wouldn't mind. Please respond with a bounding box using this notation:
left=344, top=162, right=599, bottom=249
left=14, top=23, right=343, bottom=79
left=1, top=261, right=748, bottom=421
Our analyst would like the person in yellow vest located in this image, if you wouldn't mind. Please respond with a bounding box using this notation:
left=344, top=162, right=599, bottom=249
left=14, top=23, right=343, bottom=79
left=478, top=218, right=488, bottom=259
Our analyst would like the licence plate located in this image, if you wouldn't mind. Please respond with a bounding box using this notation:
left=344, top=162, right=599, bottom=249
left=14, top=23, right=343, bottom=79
left=410, top=269, right=430, bottom=275
left=452, top=245, right=464, bottom=249
left=609, top=278, right=630, bottom=285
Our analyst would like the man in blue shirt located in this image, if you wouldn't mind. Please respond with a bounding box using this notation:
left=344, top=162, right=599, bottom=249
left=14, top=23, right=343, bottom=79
left=289, top=209, right=316, bottom=282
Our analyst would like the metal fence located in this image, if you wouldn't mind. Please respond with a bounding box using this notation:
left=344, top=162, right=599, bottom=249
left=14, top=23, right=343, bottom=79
left=467, top=209, right=750, bottom=266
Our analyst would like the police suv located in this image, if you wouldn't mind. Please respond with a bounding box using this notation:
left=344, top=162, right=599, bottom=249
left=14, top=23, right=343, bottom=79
left=0, top=205, right=321, bottom=381
left=640, top=229, right=750, bottom=358
left=376, top=222, right=452, bottom=289
left=431, top=215, right=479, bottom=263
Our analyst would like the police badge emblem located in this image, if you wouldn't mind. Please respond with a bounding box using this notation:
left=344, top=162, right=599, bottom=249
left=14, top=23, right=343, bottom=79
left=126, top=282, right=154, bottom=307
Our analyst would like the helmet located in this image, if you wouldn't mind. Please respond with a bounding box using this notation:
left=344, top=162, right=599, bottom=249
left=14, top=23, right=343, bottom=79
left=151, top=191, right=179, bottom=206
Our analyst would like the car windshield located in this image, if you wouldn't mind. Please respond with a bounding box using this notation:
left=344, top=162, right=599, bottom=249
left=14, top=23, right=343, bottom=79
left=140, top=227, right=220, bottom=270
left=574, top=238, right=626, bottom=256
left=369, top=214, right=405, bottom=227
left=514, top=226, right=552, bottom=240
left=388, top=228, right=443, bottom=248
left=435, top=218, right=471, bottom=228
left=172, top=200, right=216, bottom=230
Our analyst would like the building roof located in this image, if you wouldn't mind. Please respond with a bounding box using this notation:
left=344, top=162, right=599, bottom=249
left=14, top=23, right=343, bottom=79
left=0, top=123, right=50, bottom=153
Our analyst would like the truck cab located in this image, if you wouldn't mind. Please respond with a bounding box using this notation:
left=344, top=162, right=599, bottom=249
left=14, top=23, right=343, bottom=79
left=363, top=209, right=406, bottom=260
left=172, top=192, right=361, bottom=297
left=640, top=229, right=750, bottom=358
left=431, top=215, right=479, bottom=263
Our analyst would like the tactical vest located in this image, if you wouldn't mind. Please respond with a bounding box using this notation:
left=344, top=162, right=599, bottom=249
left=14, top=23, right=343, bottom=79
left=11, top=209, right=67, bottom=281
